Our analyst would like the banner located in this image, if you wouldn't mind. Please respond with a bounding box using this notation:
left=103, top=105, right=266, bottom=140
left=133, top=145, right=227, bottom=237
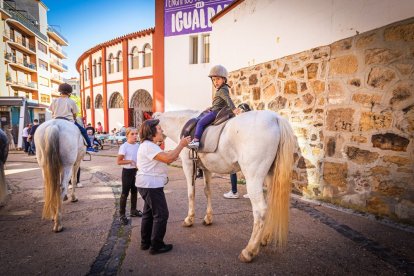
left=165, top=0, right=234, bottom=37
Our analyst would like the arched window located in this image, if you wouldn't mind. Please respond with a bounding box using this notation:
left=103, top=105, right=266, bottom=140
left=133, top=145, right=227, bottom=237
left=108, top=53, right=114, bottom=74
left=131, top=47, right=139, bottom=69
left=116, top=51, right=122, bottom=72
left=93, top=59, right=97, bottom=78
left=109, top=92, right=124, bottom=108
left=98, top=57, right=102, bottom=76
left=86, top=96, right=91, bottom=109
left=143, top=43, right=151, bottom=67
left=84, top=66, right=88, bottom=81
left=95, top=94, right=103, bottom=109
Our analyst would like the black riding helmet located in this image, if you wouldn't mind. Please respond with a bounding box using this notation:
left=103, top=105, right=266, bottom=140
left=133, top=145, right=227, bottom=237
left=238, top=103, right=251, bottom=112
left=58, top=83, right=73, bottom=95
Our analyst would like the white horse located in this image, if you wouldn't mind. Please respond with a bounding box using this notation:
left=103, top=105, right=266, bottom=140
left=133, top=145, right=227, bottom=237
left=0, top=128, right=9, bottom=206
left=156, top=110, right=296, bottom=262
left=34, top=119, right=85, bottom=232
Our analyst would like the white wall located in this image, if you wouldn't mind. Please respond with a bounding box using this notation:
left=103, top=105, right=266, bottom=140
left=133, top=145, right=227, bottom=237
left=165, top=34, right=213, bottom=112
left=211, top=0, right=414, bottom=71
left=108, top=108, right=124, bottom=132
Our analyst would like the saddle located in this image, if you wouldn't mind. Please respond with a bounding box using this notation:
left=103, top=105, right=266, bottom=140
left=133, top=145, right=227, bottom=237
left=180, top=107, right=235, bottom=153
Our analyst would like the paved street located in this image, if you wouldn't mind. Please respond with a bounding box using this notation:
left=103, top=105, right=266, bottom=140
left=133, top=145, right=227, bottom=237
left=1, top=149, right=413, bottom=275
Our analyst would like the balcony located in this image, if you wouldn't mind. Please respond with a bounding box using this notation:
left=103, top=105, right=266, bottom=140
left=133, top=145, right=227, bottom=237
left=49, top=43, right=67, bottom=58
left=7, top=34, right=36, bottom=55
left=47, top=26, right=68, bottom=46
left=51, top=73, right=64, bottom=84
left=7, top=79, right=38, bottom=92
left=1, top=0, right=48, bottom=42
left=7, top=55, right=37, bottom=73
left=50, top=58, right=68, bottom=72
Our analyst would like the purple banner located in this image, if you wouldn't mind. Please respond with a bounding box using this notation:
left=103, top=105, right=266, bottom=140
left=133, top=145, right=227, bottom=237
left=165, top=0, right=234, bottom=37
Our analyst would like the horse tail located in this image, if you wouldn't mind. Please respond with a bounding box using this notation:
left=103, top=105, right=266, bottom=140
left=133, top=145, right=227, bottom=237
left=263, top=115, right=296, bottom=248
left=42, top=125, right=62, bottom=219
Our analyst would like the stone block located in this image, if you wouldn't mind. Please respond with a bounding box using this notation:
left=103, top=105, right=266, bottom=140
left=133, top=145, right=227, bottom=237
left=326, top=108, right=355, bottom=131
left=331, top=38, right=353, bottom=54
left=328, top=81, right=345, bottom=104
left=356, top=33, right=376, bottom=48
left=302, top=93, right=314, bottom=105
left=365, top=48, right=401, bottom=65
left=359, top=112, right=392, bottom=131
left=395, top=199, right=414, bottom=220
left=323, top=162, right=348, bottom=189
left=389, top=81, right=414, bottom=109
left=249, top=74, right=258, bottom=85
left=310, top=80, right=325, bottom=94
left=348, top=78, right=361, bottom=87
left=326, top=137, right=336, bottom=157
left=384, top=22, right=414, bottom=42
left=297, top=156, right=315, bottom=169
left=351, top=135, right=368, bottom=143
left=268, top=96, right=287, bottom=111
left=367, top=67, right=396, bottom=89
left=284, top=80, right=298, bottom=94
left=352, top=93, right=382, bottom=107
left=306, top=63, right=318, bottom=80
left=370, top=166, right=390, bottom=175
left=383, top=156, right=411, bottom=166
left=301, top=82, right=307, bottom=92
left=263, top=83, right=276, bottom=101
left=330, top=55, right=358, bottom=75
left=346, top=146, right=379, bottom=164
left=252, top=87, right=261, bottom=101
left=395, top=63, right=414, bottom=75
left=366, top=196, right=390, bottom=216
left=371, top=133, right=409, bottom=151
left=292, top=69, right=305, bottom=79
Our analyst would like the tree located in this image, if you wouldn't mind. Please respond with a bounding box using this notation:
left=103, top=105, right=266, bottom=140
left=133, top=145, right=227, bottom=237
left=70, top=94, right=82, bottom=117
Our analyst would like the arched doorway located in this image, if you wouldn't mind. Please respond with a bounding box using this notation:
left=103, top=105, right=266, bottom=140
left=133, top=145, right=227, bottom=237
left=129, top=89, right=152, bottom=129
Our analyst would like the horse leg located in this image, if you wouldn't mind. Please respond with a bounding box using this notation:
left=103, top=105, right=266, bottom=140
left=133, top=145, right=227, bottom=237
left=239, top=178, right=267, bottom=263
left=53, top=208, right=63, bottom=232
left=181, top=152, right=195, bottom=227
left=70, top=163, right=80, bottom=203
left=202, top=170, right=213, bottom=225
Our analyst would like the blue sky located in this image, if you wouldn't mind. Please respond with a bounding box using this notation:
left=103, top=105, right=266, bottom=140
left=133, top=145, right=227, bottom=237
left=43, top=0, right=155, bottom=78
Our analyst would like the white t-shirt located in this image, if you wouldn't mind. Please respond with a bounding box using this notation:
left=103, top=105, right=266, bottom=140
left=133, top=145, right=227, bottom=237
left=135, top=140, right=168, bottom=188
left=22, top=127, right=29, bottom=137
left=49, top=97, right=78, bottom=122
left=118, top=142, right=139, bottom=169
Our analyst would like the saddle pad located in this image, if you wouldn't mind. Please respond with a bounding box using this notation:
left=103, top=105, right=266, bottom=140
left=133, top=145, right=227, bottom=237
left=198, top=121, right=228, bottom=153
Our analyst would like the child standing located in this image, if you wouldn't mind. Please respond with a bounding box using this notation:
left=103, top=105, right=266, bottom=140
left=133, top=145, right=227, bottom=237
left=117, top=127, right=142, bottom=225
left=188, top=65, right=241, bottom=149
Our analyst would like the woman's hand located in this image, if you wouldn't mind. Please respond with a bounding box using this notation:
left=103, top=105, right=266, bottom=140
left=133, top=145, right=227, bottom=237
left=233, top=108, right=242, bottom=115
left=180, top=136, right=191, bottom=147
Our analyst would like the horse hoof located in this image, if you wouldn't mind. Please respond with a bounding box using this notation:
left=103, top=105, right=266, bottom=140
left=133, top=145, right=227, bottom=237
left=182, top=221, right=193, bottom=227
left=53, top=226, right=64, bottom=233
left=239, top=250, right=252, bottom=263
left=63, top=195, right=68, bottom=201
left=71, top=198, right=78, bottom=203
left=202, top=220, right=212, bottom=226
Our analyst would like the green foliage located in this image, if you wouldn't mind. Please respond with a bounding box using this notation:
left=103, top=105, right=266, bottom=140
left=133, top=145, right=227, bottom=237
left=70, top=94, right=82, bottom=116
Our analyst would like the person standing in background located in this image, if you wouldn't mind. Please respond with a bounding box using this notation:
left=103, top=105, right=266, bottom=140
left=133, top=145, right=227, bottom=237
left=22, top=123, right=31, bottom=152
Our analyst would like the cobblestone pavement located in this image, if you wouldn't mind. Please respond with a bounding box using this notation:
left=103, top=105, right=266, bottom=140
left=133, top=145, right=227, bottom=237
left=1, top=149, right=413, bottom=275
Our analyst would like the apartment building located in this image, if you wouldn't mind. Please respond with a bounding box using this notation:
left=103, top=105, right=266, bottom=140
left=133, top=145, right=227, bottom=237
left=0, top=0, right=68, bottom=146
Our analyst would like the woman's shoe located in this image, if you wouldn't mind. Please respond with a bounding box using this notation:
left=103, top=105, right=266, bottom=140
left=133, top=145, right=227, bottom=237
left=130, top=209, right=143, bottom=217
left=149, top=244, right=173, bottom=255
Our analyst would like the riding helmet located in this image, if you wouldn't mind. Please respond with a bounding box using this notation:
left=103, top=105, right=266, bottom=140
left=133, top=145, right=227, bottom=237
left=208, top=65, right=228, bottom=79
left=58, top=83, right=73, bottom=94
left=238, top=103, right=251, bottom=112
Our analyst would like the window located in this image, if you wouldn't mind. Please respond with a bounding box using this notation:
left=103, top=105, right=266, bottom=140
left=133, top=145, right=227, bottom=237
left=84, top=67, right=88, bottom=81
left=98, top=57, right=102, bottom=76
left=38, top=59, right=48, bottom=70
left=202, top=34, right=210, bottom=63
left=131, top=47, right=139, bottom=69
left=116, top=51, right=122, bottom=72
left=109, top=92, right=123, bottom=108
left=93, top=59, right=97, bottom=78
left=86, top=96, right=91, bottom=109
left=72, top=85, right=76, bottom=90
left=39, top=76, right=49, bottom=87
left=143, top=44, right=151, bottom=67
left=190, top=36, right=198, bottom=64
left=95, top=94, right=103, bottom=109
left=37, top=41, right=47, bottom=54
left=108, top=53, right=114, bottom=74
left=40, top=94, right=50, bottom=103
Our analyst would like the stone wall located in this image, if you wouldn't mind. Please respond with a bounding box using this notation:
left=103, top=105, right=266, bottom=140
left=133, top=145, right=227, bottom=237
left=227, top=17, right=414, bottom=223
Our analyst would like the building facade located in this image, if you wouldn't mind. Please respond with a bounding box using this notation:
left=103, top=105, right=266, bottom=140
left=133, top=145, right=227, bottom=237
left=76, top=29, right=155, bottom=133
left=0, top=0, right=68, bottom=146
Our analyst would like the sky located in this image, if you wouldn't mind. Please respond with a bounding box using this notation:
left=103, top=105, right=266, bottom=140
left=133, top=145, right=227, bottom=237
left=42, top=0, right=155, bottom=78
